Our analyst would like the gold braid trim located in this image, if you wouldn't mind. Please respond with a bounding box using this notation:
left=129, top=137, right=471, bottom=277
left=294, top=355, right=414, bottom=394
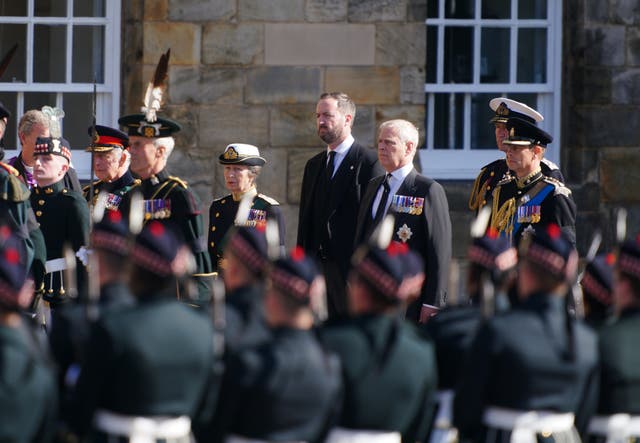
left=490, top=185, right=516, bottom=244
left=468, top=167, right=487, bottom=211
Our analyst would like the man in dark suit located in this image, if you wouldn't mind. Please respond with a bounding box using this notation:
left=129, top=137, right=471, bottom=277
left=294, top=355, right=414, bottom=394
left=355, top=119, right=452, bottom=320
left=297, top=92, right=383, bottom=319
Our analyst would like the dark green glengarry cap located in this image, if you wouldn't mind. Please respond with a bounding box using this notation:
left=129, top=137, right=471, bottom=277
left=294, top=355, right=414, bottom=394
left=118, top=113, right=181, bottom=138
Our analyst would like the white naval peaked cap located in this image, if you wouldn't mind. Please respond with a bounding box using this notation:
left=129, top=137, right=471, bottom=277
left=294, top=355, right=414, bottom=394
left=489, top=97, right=544, bottom=124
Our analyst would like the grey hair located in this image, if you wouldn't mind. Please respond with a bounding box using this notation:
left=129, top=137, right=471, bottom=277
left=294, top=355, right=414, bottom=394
left=18, top=110, right=49, bottom=136
left=153, top=136, right=175, bottom=159
left=379, top=119, right=420, bottom=150
left=248, top=165, right=262, bottom=178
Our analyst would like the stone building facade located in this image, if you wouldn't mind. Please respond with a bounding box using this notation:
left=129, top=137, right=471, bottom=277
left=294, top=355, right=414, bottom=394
left=121, top=0, right=639, bottom=257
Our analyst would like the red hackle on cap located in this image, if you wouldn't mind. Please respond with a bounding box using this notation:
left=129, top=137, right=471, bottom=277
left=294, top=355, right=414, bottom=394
left=547, top=223, right=561, bottom=239
left=486, top=227, right=499, bottom=239
left=290, top=245, right=305, bottom=262
left=0, top=225, right=9, bottom=240
left=606, top=252, right=616, bottom=265
left=107, top=210, right=122, bottom=223
left=149, top=221, right=164, bottom=237
left=387, top=241, right=408, bottom=256
left=5, top=248, right=19, bottom=264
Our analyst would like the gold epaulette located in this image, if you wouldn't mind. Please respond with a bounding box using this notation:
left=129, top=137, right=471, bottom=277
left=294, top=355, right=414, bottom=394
left=0, top=162, right=19, bottom=176
left=257, top=193, right=280, bottom=205
left=543, top=176, right=572, bottom=197
left=168, top=176, right=188, bottom=189
left=468, top=167, right=487, bottom=211
left=82, top=179, right=102, bottom=194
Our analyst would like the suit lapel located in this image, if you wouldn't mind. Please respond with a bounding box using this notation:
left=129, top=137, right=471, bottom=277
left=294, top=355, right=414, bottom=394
left=395, top=168, right=417, bottom=197
left=329, top=143, right=360, bottom=209
left=359, top=174, right=386, bottom=241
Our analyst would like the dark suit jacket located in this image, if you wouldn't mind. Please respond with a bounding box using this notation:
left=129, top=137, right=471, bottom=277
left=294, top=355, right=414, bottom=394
left=355, top=168, right=452, bottom=311
left=297, top=141, right=382, bottom=277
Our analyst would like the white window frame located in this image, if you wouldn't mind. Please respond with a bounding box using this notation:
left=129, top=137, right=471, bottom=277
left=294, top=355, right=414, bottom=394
left=0, top=0, right=121, bottom=180
left=420, top=0, right=562, bottom=180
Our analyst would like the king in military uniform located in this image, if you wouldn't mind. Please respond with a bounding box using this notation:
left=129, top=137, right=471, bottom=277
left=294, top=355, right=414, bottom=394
left=82, top=124, right=139, bottom=216
left=469, top=98, right=565, bottom=213
left=209, top=143, right=284, bottom=272
left=30, top=136, right=89, bottom=306
left=488, top=117, right=576, bottom=246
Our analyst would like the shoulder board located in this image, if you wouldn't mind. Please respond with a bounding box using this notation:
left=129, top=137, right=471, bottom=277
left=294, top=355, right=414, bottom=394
left=0, top=162, right=19, bottom=176
left=541, top=158, right=560, bottom=170
left=82, top=179, right=102, bottom=193
left=496, top=175, right=515, bottom=187
left=167, top=176, right=188, bottom=189
left=542, top=176, right=572, bottom=197
left=212, top=195, right=231, bottom=204
left=257, top=193, right=280, bottom=205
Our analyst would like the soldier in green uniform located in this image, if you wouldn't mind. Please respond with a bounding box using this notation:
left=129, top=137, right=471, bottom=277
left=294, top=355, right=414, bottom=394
left=203, top=247, right=342, bottom=443
left=118, top=112, right=214, bottom=303
left=320, top=241, right=438, bottom=443
left=0, top=225, right=58, bottom=441
left=469, top=98, right=564, bottom=213
left=69, top=220, right=219, bottom=441
left=30, top=136, right=89, bottom=308
left=221, top=225, right=271, bottom=351
left=454, top=224, right=599, bottom=443
left=209, top=143, right=284, bottom=273
left=589, top=237, right=640, bottom=441
left=489, top=117, right=576, bottom=247
left=82, top=125, right=139, bottom=216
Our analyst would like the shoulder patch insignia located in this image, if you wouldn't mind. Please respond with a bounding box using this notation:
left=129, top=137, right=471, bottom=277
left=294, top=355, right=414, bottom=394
left=257, top=193, right=280, bottom=206
left=554, top=185, right=572, bottom=197
left=168, top=175, right=188, bottom=189
left=541, top=158, right=560, bottom=170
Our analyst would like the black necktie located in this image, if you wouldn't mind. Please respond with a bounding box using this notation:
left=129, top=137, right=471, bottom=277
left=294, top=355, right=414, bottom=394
left=373, top=174, right=391, bottom=225
left=326, top=150, right=336, bottom=181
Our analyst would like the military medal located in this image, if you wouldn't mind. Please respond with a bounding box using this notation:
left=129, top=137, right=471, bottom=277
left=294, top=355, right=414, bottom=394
left=517, top=205, right=541, bottom=224
left=391, top=195, right=424, bottom=215
left=243, top=208, right=267, bottom=228
left=102, top=193, right=122, bottom=211
left=143, top=198, right=172, bottom=220
left=396, top=224, right=413, bottom=243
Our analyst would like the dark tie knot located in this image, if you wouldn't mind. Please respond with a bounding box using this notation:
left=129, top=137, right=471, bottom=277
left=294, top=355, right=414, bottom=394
left=326, top=151, right=336, bottom=180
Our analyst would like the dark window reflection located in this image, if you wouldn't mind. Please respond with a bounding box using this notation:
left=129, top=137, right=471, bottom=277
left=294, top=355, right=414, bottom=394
left=0, top=0, right=27, bottom=16
left=519, top=0, right=547, bottom=19
left=471, top=93, right=498, bottom=150
left=433, top=93, right=464, bottom=150
left=24, top=92, right=57, bottom=115
left=517, top=28, right=547, bottom=83
left=427, top=26, right=437, bottom=83
left=0, top=25, right=27, bottom=82
left=444, top=27, right=473, bottom=83
left=74, top=0, right=105, bottom=17
left=35, top=0, right=66, bottom=17
left=445, top=0, right=474, bottom=19
left=481, top=28, right=510, bottom=83
left=427, top=0, right=439, bottom=18
left=0, top=92, right=17, bottom=148
left=63, top=93, right=92, bottom=150
left=34, top=25, right=66, bottom=83
left=482, top=0, right=510, bottom=19
left=73, top=26, right=104, bottom=83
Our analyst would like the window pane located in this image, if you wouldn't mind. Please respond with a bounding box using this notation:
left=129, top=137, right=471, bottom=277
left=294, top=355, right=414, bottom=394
left=433, top=93, right=464, bottom=150
left=517, top=28, right=547, bottom=83
left=470, top=93, right=498, bottom=150
left=73, top=26, right=105, bottom=83
left=62, top=93, right=92, bottom=151
left=34, top=25, right=66, bottom=83
left=445, top=0, right=474, bottom=19
left=0, top=26, right=27, bottom=82
left=24, top=92, right=58, bottom=115
left=519, top=0, right=547, bottom=19
left=427, top=0, right=438, bottom=18
left=482, top=0, right=510, bottom=19
left=0, top=92, right=17, bottom=149
left=0, top=0, right=26, bottom=16
left=35, top=0, right=67, bottom=17
left=74, top=0, right=105, bottom=17
left=427, top=26, right=437, bottom=83
left=481, top=28, right=509, bottom=83
left=444, top=27, right=473, bottom=83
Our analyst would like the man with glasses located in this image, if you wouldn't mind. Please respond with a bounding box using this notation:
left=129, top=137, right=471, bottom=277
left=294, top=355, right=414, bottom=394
left=488, top=117, right=576, bottom=247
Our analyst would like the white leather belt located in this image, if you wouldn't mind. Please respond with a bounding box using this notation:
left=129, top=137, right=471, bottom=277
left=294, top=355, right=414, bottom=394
left=589, top=414, right=640, bottom=443
left=483, top=407, right=575, bottom=443
left=429, top=390, right=458, bottom=443
left=45, top=258, right=67, bottom=274
left=94, top=410, right=191, bottom=443
left=324, top=427, right=401, bottom=443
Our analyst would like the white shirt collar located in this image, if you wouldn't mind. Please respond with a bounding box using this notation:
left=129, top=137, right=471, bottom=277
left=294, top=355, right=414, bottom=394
left=327, top=134, right=354, bottom=156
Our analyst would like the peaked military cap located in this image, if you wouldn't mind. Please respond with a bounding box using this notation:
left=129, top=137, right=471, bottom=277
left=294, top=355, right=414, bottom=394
left=0, top=225, right=32, bottom=310
left=581, top=252, right=615, bottom=307
left=352, top=241, right=424, bottom=302
left=132, top=220, right=186, bottom=278
left=219, top=143, right=266, bottom=166
left=224, top=225, right=269, bottom=277
left=0, top=101, right=10, bottom=120
left=86, top=125, right=129, bottom=153
left=618, top=235, right=640, bottom=280
left=91, top=210, right=131, bottom=257
left=504, top=117, right=553, bottom=148
left=489, top=97, right=543, bottom=125
left=519, top=223, right=578, bottom=281
left=34, top=136, right=72, bottom=163
left=118, top=113, right=181, bottom=138
left=269, top=246, right=323, bottom=304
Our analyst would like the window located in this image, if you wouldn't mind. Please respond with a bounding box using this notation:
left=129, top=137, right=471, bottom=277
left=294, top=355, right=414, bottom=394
left=421, top=0, right=562, bottom=179
left=0, top=0, right=121, bottom=179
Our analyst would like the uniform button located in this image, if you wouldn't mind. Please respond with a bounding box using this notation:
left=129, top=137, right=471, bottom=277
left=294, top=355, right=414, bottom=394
left=38, top=200, right=45, bottom=206
left=221, top=199, right=226, bottom=204
left=36, top=211, right=42, bottom=216
left=62, top=189, right=68, bottom=194
left=211, top=226, right=216, bottom=232
left=215, top=212, right=220, bottom=218
left=94, top=189, right=99, bottom=194
left=490, top=171, right=495, bottom=176
left=486, top=186, right=491, bottom=191
left=210, top=241, right=215, bottom=247
left=482, top=200, right=486, bottom=205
